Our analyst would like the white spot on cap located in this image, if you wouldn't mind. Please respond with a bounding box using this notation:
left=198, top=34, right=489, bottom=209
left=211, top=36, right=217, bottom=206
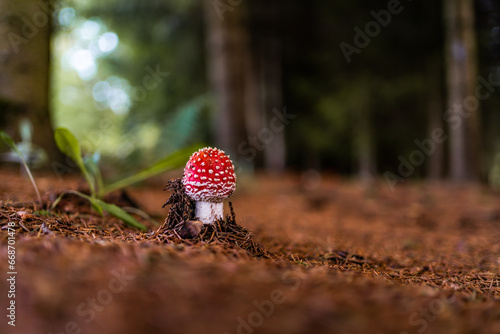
left=209, top=169, right=213, bottom=174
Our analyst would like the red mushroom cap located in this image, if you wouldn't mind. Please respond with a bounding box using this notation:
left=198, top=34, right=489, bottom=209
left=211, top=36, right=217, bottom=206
left=182, top=147, right=236, bottom=202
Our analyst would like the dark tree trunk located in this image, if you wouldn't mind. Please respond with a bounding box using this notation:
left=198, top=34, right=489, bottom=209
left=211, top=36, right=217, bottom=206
left=444, top=0, right=480, bottom=182
left=427, top=61, right=445, bottom=180
left=261, top=37, right=285, bottom=172
left=203, top=0, right=249, bottom=161
left=0, top=0, right=60, bottom=164
left=427, top=96, right=445, bottom=180
left=246, top=1, right=287, bottom=172
left=204, top=0, right=288, bottom=172
left=356, top=107, right=375, bottom=182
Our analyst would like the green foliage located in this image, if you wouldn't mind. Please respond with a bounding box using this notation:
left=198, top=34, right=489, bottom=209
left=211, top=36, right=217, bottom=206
left=1, top=131, right=17, bottom=153
left=1, top=119, right=47, bottom=168
left=54, top=128, right=82, bottom=164
left=51, top=190, right=145, bottom=231
left=53, top=127, right=203, bottom=231
left=54, top=127, right=148, bottom=230
left=52, top=1, right=207, bottom=171
left=93, top=199, right=147, bottom=231
left=0, top=131, right=43, bottom=207
left=55, top=128, right=96, bottom=195
left=100, top=142, right=204, bottom=196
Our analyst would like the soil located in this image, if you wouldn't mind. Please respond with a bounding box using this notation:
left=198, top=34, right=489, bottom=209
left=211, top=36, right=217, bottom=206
left=0, top=166, right=499, bottom=334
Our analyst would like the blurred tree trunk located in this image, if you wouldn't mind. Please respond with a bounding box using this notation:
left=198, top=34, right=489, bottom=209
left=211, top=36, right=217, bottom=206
left=261, top=37, right=285, bottom=172
left=427, top=62, right=445, bottom=179
left=203, top=0, right=249, bottom=161
left=243, top=41, right=263, bottom=169
left=356, top=107, right=375, bottom=182
left=428, top=96, right=445, bottom=179
left=444, top=0, right=480, bottom=182
left=0, top=0, right=60, bottom=163
left=247, top=1, right=286, bottom=172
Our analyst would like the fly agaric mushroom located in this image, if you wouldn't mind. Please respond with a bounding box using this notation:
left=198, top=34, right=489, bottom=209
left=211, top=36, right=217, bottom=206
left=182, top=147, right=236, bottom=225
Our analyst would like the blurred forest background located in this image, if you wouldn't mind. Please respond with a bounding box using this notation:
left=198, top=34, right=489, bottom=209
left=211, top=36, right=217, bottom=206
left=1, top=0, right=500, bottom=187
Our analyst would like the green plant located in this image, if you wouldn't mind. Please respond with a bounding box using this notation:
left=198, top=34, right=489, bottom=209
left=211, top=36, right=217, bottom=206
left=0, top=119, right=48, bottom=168
left=52, top=127, right=203, bottom=231
left=98, top=144, right=202, bottom=196
left=0, top=131, right=43, bottom=209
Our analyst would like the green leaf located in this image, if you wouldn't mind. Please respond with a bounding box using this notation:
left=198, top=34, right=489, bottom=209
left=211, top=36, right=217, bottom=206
left=51, top=190, right=96, bottom=212
left=51, top=190, right=146, bottom=231
left=90, top=200, right=104, bottom=216
left=54, top=128, right=83, bottom=166
left=99, top=142, right=204, bottom=196
left=0, top=131, right=16, bottom=150
left=94, top=199, right=147, bottom=231
left=54, top=128, right=95, bottom=195
left=34, top=210, right=55, bottom=217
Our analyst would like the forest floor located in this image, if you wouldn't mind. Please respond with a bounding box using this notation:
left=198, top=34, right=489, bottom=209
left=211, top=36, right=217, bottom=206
left=0, top=166, right=499, bottom=334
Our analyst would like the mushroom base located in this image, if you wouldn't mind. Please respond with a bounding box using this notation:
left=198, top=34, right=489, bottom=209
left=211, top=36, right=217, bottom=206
left=195, top=201, right=223, bottom=225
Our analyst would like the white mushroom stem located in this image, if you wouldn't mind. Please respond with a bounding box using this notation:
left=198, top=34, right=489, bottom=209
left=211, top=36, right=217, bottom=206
left=195, top=201, right=223, bottom=225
